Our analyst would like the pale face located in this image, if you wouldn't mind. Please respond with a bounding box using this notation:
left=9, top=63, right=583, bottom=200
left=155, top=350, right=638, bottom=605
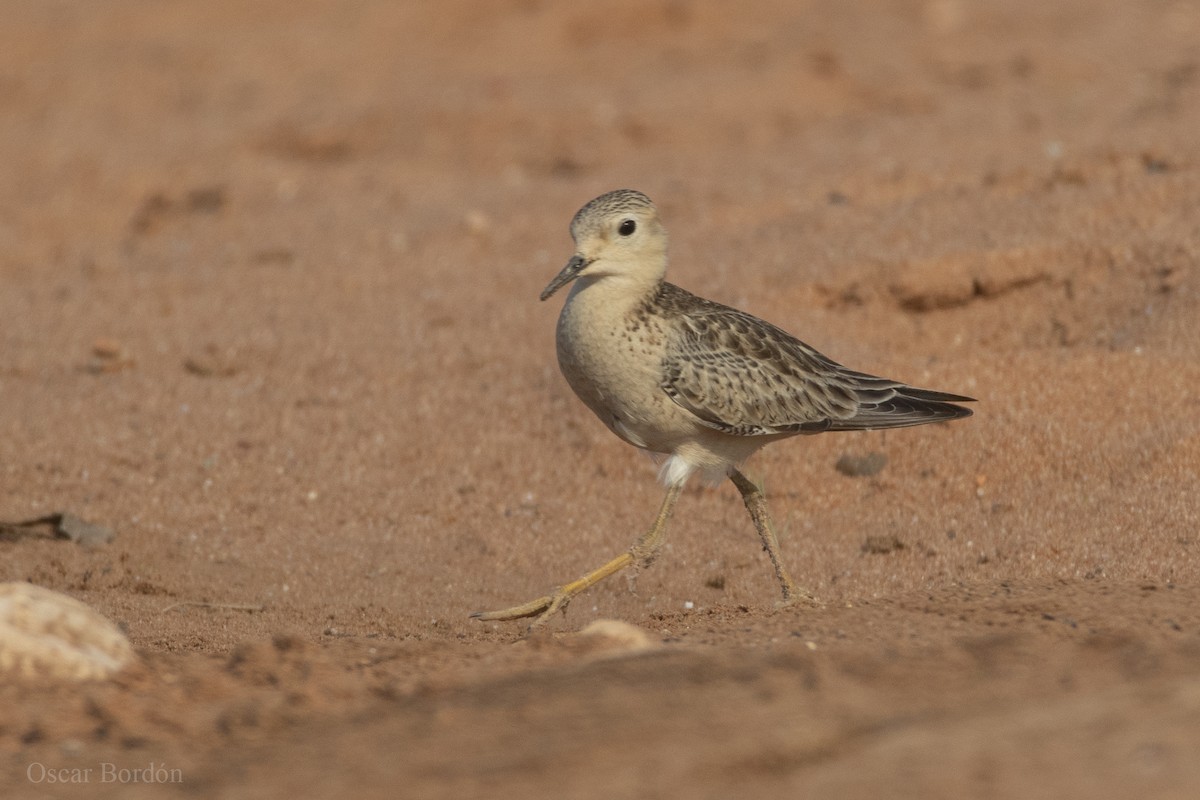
left=540, top=190, right=668, bottom=301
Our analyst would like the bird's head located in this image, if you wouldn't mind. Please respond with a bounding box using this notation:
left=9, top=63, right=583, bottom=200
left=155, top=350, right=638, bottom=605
left=540, top=189, right=669, bottom=301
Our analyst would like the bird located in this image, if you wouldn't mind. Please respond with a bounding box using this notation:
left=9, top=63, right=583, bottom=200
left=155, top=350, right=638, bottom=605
left=473, top=189, right=973, bottom=627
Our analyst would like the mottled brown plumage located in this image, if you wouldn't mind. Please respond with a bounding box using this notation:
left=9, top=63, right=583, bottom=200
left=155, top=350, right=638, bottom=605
left=653, top=281, right=973, bottom=437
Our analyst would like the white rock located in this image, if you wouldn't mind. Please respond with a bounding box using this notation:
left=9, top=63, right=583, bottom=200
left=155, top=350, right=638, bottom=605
left=0, top=583, right=135, bottom=681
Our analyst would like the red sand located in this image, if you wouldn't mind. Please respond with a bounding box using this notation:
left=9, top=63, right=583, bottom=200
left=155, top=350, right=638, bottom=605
left=3, top=1, right=1200, bottom=797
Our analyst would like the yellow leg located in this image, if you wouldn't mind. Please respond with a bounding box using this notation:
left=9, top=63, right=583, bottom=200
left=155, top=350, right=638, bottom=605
left=472, top=483, right=684, bottom=628
left=729, top=468, right=816, bottom=605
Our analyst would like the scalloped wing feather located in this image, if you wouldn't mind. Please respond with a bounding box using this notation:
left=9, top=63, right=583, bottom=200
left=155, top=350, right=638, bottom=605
left=655, top=284, right=972, bottom=436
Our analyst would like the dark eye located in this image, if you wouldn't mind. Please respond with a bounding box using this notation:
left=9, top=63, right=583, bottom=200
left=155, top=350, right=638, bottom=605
left=617, top=219, right=637, bottom=236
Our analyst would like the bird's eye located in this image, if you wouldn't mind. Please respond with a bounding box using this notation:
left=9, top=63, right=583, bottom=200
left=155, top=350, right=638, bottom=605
left=617, top=219, right=637, bottom=236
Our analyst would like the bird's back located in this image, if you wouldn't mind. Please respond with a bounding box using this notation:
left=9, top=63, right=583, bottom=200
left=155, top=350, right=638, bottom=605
left=653, top=282, right=974, bottom=437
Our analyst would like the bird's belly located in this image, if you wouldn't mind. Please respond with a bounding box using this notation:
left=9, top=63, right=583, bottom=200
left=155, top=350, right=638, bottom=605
left=558, top=342, right=675, bottom=450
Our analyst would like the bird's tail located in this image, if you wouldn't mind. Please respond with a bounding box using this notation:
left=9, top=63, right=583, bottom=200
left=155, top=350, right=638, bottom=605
left=824, top=382, right=975, bottom=432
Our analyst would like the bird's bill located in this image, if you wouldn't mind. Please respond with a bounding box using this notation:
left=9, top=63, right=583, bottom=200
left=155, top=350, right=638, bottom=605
left=540, top=255, right=590, bottom=301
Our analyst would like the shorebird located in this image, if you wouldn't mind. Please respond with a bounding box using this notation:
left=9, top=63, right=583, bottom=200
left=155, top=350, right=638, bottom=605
left=474, top=189, right=973, bottom=627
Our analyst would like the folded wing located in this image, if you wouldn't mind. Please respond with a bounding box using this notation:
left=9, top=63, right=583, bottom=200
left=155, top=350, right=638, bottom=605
left=657, top=285, right=973, bottom=437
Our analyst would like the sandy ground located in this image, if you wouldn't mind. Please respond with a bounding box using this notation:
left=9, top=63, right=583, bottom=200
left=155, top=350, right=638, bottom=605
left=3, top=0, right=1200, bottom=797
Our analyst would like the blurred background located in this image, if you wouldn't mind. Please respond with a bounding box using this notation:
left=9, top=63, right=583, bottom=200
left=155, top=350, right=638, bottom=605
left=2, top=2, right=1200, bottom=795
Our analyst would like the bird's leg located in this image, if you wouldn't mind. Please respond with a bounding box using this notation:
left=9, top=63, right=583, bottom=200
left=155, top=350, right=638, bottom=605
left=472, top=482, right=684, bottom=628
left=728, top=468, right=816, bottom=606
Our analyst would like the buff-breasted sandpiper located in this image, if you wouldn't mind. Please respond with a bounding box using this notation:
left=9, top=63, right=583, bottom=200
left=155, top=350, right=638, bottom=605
left=474, top=189, right=974, bottom=627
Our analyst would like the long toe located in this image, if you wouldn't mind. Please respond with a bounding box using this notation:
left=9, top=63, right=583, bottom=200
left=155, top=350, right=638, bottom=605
left=776, top=589, right=822, bottom=610
left=471, top=594, right=556, bottom=622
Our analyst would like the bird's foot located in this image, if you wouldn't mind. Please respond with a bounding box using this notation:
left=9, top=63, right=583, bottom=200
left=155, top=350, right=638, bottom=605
left=776, top=581, right=822, bottom=610
left=472, top=549, right=641, bottom=630
left=471, top=589, right=572, bottom=629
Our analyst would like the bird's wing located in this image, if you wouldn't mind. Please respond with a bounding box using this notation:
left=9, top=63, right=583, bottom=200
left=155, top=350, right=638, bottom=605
left=659, top=291, right=972, bottom=436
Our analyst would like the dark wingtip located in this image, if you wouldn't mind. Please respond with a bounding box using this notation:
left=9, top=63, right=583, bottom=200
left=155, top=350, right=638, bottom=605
left=900, top=386, right=976, bottom=421
left=945, top=403, right=974, bottom=420
left=824, top=385, right=976, bottom=432
left=903, top=387, right=977, bottom=405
